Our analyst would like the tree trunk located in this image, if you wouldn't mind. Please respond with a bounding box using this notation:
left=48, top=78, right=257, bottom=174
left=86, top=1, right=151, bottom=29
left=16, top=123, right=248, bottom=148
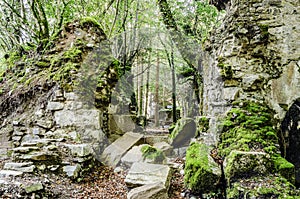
left=155, top=51, right=160, bottom=127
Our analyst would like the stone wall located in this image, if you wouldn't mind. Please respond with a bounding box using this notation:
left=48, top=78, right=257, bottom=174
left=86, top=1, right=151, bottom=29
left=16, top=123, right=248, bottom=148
left=202, top=0, right=300, bottom=141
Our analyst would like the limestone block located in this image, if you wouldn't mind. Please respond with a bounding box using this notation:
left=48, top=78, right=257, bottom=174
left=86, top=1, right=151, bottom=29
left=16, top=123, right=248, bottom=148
left=170, top=118, right=196, bottom=148
left=3, top=162, right=35, bottom=173
left=125, top=162, right=171, bottom=189
left=64, top=144, right=93, bottom=157
left=153, top=142, right=174, bottom=157
left=121, top=145, right=147, bottom=167
left=127, top=182, right=168, bottom=199
left=24, top=182, right=43, bottom=193
left=223, top=87, right=240, bottom=101
left=46, top=101, right=64, bottom=111
left=101, top=132, right=143, bottom=167
left=63, top=164, right=81, bottom=179
left=20, top=151, right=59, bottom=161
left=0, top=170, right=23, bottom=178
left=54, top=109, right=100, bottom=129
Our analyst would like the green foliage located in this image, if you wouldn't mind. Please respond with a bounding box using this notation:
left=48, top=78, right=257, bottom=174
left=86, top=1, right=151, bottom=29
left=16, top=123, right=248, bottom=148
left=140, top=145, right=165, bottom=163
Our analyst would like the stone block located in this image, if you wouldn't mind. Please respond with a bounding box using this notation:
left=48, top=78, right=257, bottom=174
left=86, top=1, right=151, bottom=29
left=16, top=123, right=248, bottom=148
left=25, top=182, right=43, bottom=193
left=63, top=164, right=81, bottom=179
left=101, top=132, right=143, bottom=167
left=127, top=182, right=168, bottom=199
left=0, top=170, right=23, bottom=178
left=46, top=101, right=64, bottom=111
left=121, top=145, right=146, bottom=167
left=125, top=162, right=171, bottom=189
left=64, top=144, right=93, bottom=157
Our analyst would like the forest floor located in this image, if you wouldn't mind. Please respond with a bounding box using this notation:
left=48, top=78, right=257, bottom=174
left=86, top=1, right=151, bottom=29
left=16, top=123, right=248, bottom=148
left=71, top=159, right=185, bottom=199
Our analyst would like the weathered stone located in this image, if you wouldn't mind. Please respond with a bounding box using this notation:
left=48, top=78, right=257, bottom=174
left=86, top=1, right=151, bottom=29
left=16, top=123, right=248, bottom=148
left=223, top=87, right=240, bottom=101
left=65, top=101, right=83, bottom=110
left=153, top=142, right=174, bottom=157
left=63, top=164, right=81, bottom=178
left=0, top=170, right=23, bottom=178
left=224, top=150, right=272, bottom=182
left=12, top=136, right=22, bottom=141
left=127, top=182, right=168, bottom=199
left=20, top=151, right=59, bottom=161
left=3, top=162, right=35, bottom=173
left=54, top=109, right=100, bottom=129
left=109, top=115, right=137, bottom=134
left=21, top=134, right=40, bottom=144
left=101, top=132, right=143, bottom=167
left=121, top=145, right=146, bottom=167
left=13, top=146, right=39, bottom=153
left=47, top=165, right=60, bottom=171
left=143, top=135, right=169, bottom=145
left=170, top=118, right=196, bottom=148
left=25, top=182, right=43, bottom=193
left=125, top=162, right=171, bottom=189
left=64, top=92, right=79, bottom=101
left=35, top=120, right=54, bottom=129
left=46, top=101, right=64, bottom=111
left=64, top=144, right=93, bottom=157
left=32, top=127, right=45, bottom=135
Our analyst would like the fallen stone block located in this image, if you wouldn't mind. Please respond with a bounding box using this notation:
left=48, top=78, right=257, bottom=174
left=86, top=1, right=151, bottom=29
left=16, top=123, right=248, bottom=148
left=127, top=182, right=168, bottom=199
left=63, top=164, right=81, bottom=179
left=25, top=182, right=43, bottom=193
left=3, top=162, right=35, bottom=173
left=101, top=132, right=143, bottom=167
left=125, top=162, right=171, bottom=189
left=0, top=170, right=23, bottom=178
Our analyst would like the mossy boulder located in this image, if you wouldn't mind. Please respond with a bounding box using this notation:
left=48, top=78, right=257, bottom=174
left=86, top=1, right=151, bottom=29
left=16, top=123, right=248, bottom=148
left=184, top=142, right=222, bottom=194
left=141, top=145, right=166, bottom=164
left=224, top=150, right=272, bottom=182
left=169, top=118, right=196, bottom=148
left=227, top=176, right=300, bottom=199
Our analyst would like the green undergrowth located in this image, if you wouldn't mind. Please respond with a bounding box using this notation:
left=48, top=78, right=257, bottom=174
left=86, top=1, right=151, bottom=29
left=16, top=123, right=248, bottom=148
left=218, top=100, right=295, bottom=182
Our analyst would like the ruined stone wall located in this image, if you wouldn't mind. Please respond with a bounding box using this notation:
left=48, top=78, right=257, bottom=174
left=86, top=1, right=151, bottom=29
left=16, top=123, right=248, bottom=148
left=202, top=0, right=300, bottom=136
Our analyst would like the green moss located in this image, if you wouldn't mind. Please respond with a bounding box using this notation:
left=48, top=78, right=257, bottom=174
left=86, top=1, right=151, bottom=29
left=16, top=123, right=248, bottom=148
left=218, top=101, right=277, bottom=157
left=36, top=61, right=49, bottom=68
left=80, top=17, right=102, bottom=30
left=141, top=145, right=165, bottom=163
left=63, top=47, right=82, bottom=62
left=218, top=62, right=233, bottom=79
left=184, top=142, right=220, bottom=194
left=259, top=24, right=269, bottom=41
left=227, top=176, right=299, bottom=199
left=272, top=155, right=295, bottom=183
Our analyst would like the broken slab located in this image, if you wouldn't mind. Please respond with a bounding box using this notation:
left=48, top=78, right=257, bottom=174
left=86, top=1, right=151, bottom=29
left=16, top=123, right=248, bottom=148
left=63, top=164, right=81, bottom=179
left=121, top=145, right=147, bottom=168
left=125, top=162, right=171, bottom=189
left=101, top=132, right=143, bottom=167
left=127, top=182, right=168, bottom=199
left=153, top=142, right=174, bottom=157
left=3, top=162, right=35, bottom=173
left=64, top=144, right=93, bottom=157
left=25, top=182, right=43, bottom=193
left=0, top=170, right=23, bottom=178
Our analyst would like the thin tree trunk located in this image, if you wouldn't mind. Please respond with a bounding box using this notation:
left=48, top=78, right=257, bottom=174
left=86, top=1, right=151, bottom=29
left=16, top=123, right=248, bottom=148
left=144, top=50, right=151, bottom=119
left=155, top=51, right=160, bottom=127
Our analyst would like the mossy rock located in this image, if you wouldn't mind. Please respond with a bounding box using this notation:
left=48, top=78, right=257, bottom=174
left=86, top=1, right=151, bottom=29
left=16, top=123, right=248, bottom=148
left=272, top=155, right=295, bottom=184
left=169, top=118, right=196, bottom=148
left=227, top=176, right=300, bottom=199
left=184, top=142, right=222, bottom=194
left=224, top=150, right=272, bottom=182
left=140, top=145, right=166, bottom=164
